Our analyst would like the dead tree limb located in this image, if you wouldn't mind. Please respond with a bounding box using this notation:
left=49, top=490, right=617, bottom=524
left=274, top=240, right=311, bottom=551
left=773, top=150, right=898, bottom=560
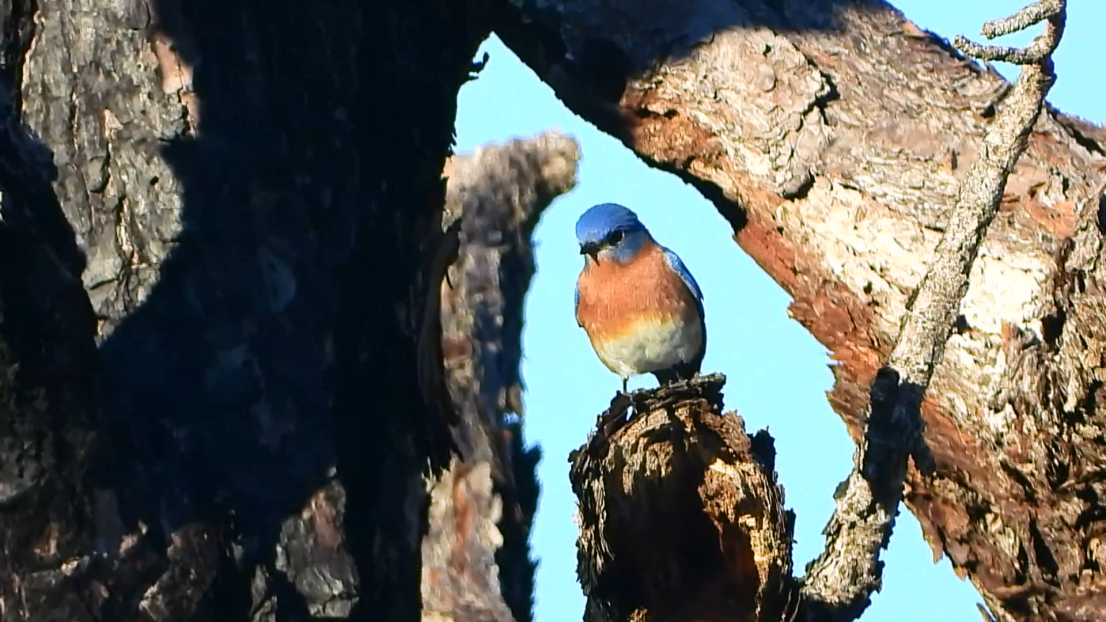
left=422, top=131, right=580, bottom=622
left=567, top=11, right=1068, bottom=609
left=569, top=375, right=794, bottom=622
left=801, top=3, right=1066, bottom=620
left=489, top=0, right=1105, bottom=617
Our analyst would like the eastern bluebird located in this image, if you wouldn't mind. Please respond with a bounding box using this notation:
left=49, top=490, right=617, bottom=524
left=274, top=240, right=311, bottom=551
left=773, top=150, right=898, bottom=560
left=573, top=203, right=706, bottom=393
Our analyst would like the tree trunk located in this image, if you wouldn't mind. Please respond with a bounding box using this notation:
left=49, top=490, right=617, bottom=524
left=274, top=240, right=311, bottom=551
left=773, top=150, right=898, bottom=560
left=0, top=0, right=503, bottom=620
left=488, top=0, right=1106, bottom=620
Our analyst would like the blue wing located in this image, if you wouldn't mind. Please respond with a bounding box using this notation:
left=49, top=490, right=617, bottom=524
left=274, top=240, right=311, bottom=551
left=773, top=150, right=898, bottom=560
left=663, top=247, right=707, bottom=367
left=662, top=247, right=704, bottom=311
left=574, top=283, right=583, bottom=327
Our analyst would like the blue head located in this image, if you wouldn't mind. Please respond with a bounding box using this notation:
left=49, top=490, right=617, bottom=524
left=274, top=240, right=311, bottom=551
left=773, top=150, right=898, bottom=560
left=575, top=203, right=652, bottom=265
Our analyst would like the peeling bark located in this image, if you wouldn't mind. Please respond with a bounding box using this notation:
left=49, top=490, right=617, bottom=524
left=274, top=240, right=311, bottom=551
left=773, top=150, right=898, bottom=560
left=422, top=131, right=580, bottom=622
left=801, top=4, right=1066, bottom=620
left=489, top=0, right=1106, bottom=619
left=570, top=375, right=795, bottom=622
left=0, top=0, right=488, bottom=620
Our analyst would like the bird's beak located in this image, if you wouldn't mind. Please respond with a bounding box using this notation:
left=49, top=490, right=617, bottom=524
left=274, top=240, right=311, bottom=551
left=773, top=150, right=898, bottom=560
left=579, top=241, right=600, bottom=263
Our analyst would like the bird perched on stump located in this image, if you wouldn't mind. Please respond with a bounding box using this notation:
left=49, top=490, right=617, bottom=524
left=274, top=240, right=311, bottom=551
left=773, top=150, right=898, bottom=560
left=574, top=202, right=706, bottom=393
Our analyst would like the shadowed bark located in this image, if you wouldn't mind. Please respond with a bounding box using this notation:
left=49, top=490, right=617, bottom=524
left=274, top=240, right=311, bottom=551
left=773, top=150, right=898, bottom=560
left=486, top=0, right=1105, bottom=619
left=422, top=131, right=580, bottom=622
left=0, top=0, right=491, bottom=620
left=0, top=79, right=104, bottom=622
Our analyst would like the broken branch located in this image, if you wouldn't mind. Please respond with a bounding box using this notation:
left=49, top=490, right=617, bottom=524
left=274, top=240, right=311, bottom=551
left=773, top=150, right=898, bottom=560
left=953, top=0, right=1065, bottom=64
left=422, top=131, right=580, bottom=622
left=569, top=375, right=794, bottom=622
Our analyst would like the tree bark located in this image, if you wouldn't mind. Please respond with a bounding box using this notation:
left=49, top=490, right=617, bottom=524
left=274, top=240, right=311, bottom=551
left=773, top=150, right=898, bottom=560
left=0, top=78, right=105, bottom=622
left=0, top=0, right=494, bottom=620
left=488, top=0, right=1106, bottom=619
left=570, top=375, right=795, bottom=622
left=422, top=131, right=580, bottom=622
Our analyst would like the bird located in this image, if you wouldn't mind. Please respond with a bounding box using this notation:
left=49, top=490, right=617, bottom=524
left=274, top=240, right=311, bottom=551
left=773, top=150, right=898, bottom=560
left=573, top=202, right=706, bottom=394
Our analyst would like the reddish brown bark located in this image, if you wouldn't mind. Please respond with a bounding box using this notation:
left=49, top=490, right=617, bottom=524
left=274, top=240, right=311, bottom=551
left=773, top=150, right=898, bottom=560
left=489, top=0, right=1106, bottom=619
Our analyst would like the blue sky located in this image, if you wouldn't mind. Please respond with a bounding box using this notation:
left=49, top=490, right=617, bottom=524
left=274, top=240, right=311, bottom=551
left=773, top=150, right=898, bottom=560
left=453, top=2, right=1104, bottom=621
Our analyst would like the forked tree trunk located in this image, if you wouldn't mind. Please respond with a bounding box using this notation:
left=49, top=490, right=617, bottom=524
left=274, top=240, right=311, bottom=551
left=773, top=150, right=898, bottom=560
left=487, top=0, right=1106, bottom=619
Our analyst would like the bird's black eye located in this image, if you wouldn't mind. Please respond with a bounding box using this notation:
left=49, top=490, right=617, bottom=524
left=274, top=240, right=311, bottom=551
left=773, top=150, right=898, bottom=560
left=607, top=230, right=625, bottom=245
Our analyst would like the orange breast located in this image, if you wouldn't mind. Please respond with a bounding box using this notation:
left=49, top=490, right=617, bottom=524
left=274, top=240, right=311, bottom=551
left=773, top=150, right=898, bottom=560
left=575, top=241, right=698, bottom=342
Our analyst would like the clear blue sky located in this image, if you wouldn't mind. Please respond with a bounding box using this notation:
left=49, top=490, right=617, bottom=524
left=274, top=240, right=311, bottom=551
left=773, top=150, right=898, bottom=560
left=454, top=2, right=1104, bottom=621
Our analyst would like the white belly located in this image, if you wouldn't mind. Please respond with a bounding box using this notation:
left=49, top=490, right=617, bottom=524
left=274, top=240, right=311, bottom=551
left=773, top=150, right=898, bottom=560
left=592, top=315, right=703, bottom=379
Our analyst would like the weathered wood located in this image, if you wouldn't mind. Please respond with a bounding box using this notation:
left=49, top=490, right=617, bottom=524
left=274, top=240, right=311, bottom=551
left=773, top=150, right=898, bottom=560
left=422, top=131, right=580, bottom=622
left=489, top=0, right=1106, bottom=619
left=801, top=3, right=1066, bottom=620
left=570, top=375, right=794, bottom=622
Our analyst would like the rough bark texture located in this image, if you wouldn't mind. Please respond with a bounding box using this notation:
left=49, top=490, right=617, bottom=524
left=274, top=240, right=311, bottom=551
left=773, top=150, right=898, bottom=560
left=0, top=79, right=105, bottom=622
left=488, top=0, right=1106, bottom=619
left=570, top=375, right=795, bottom=622
left=0, top=0, right=491, bottom=620
left=801, top=4, right=1065, bottom=619
left=422, top=131, right=580, bottom=622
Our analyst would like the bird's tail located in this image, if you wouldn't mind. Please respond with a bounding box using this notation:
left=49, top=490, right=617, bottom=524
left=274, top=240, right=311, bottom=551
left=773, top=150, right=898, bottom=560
left=652, top=359, right=701, bottom=386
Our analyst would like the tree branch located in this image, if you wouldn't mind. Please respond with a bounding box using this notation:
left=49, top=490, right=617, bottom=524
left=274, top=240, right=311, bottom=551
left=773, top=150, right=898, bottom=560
left=801, top=1, right=1065, bottom=619
left=953, top=0, right=1065, bottom=64
left=422, top=131, right=580, bottom=622
left=532, top=0, right=1071, bottom=620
